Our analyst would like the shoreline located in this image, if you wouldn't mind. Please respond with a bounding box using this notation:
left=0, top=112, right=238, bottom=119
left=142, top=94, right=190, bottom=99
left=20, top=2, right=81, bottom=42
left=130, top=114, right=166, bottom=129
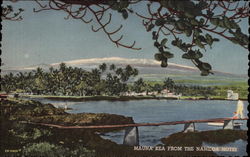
left=20, top=95, right=247, bottom=101
left=1, top=99, right=247, bottom=157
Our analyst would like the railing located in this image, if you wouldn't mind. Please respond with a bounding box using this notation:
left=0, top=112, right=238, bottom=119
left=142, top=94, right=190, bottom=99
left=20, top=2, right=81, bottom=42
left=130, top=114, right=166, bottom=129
left=21, top=117, right=248, bottom=146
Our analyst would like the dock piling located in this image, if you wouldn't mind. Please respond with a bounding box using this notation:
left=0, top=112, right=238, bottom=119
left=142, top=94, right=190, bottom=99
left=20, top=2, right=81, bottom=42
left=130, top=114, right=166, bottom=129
left=123, top=127, right=139, bottom=146
left=183, top=123, right=195, bottom=133
left=223, top=120, right=234, bottom=130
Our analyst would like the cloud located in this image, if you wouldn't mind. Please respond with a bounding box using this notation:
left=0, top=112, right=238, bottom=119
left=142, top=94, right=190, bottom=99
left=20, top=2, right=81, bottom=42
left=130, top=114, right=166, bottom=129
left=50, top=57, right=197, bottom=70
left=3, top=57, right=246, bottom=77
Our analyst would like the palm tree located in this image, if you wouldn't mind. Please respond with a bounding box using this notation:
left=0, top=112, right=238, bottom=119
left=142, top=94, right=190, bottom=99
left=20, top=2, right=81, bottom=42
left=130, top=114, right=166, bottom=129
left=1, top=73, right=16, bottom=93
left=75, top=81, right=88, bottom=96
left=105, top=74, right=126, bottom=96
left=120, top=73, right=129, bottom=82
left=125, top=65, right=133, bottom=75
left=132, top=68, right=139, bottom=76
left=153, top=83, right=163, bottom=94
left=99, top=63, right=107, bottom=72
left=110, top=64, right=116, bottom=71
left=1, top=62, right=143, bottom=97
left=117, top=65, right=139, bottom=82
left=133, top=78, right=145, bottom=93
left=91, top=68, right=101, bottom=80
left=24, top=71, right=34, bottom=94
left=35, top=67, right=43, bottom=78
left=59, top=63, right=67, bottom=73
left=164, top=77, right=175, bottom=92
left=33, top=67, right=46, bottom=94
left=115, top=68, right=123, bottom=75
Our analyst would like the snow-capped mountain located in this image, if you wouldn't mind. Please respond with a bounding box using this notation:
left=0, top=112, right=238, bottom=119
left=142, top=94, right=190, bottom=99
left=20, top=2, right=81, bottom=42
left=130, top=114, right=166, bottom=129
left=1, top=57, right=247, bottom=78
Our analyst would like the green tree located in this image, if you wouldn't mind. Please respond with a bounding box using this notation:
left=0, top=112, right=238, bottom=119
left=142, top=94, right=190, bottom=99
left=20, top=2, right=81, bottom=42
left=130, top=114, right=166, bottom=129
left=153, top=83, right=163, bottom=94
left=119, top=65, right=139, bottom=82
left=133, top=78, right=146, bottom=93
left=109, top=64, right=116, bottom=71
left=24, top=72, right=34, bottom=94
left=104, top=65, right=139, bottom=96
left=99, top=63, right=107, bottom=73
left=105, top=73, right=125, bottom=96
left=1, top=73, right=16, bottom=93
left=163, top=78, right=175, bottom=92
left=75, top=81, right=88, bottom=96
left=33, top=67, right=47, bottom=94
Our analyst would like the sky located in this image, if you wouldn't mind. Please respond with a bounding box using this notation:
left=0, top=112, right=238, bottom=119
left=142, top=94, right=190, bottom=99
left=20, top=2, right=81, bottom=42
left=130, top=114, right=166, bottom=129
left=1, top=1, right=249, bottom=74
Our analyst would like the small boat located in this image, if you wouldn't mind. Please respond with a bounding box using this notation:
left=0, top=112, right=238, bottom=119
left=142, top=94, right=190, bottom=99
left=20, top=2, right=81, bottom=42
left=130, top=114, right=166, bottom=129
left=207, top=121, right=224, bottom=126
left=207, top=121, right=243, bottom=127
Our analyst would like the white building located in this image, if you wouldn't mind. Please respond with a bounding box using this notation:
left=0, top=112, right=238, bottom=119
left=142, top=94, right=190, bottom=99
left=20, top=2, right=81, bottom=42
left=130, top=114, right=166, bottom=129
left=227, top=90, right=239, bottom=100
left=161, top=88, right=182, bottom=99
left=123, top=91, right=147, bottom=96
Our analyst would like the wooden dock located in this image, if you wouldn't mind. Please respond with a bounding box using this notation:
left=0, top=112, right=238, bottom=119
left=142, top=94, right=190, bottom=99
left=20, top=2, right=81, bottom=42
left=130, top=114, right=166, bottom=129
left=22, top=117, right=248, bottom=129
left=21, top=117, right=248, bottom=146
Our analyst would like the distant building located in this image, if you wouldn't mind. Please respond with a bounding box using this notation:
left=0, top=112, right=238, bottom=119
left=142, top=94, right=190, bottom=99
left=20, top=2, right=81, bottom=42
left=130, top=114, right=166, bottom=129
left=148, top=91, right=158, bottom=95
left=123, top=91, right=147, bottom=96
left=227, top=90, right=239, bottom=100
left=123, top=89, right=182, bottom=98
left=161, top=88, right=182, bottom=99
left=161, top=89, right=170, bottom=95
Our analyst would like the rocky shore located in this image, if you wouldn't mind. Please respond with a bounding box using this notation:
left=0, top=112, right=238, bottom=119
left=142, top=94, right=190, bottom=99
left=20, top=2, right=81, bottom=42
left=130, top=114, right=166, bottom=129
left=1, top=99, right=247, bottom=157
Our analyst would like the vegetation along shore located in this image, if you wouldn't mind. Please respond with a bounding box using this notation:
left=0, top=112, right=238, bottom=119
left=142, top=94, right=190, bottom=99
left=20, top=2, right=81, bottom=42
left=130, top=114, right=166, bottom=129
left=21, top=94, right=247, bottom=101
left=1, top=63, right=247, bottom=101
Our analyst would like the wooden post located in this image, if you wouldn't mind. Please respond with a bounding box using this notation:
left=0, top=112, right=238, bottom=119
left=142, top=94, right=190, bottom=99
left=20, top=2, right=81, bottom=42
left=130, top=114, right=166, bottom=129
left=123, top=127, right=139, bottom=146
left=183, top=123, right=195, bottom=133
left=223, top=120, right=234, bottom=130
left=234, top=124, right=241, bottom=130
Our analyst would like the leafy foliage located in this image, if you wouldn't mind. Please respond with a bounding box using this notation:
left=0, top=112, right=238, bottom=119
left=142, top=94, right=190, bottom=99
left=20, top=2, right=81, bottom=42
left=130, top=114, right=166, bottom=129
left=1, top=63, right=138, bottom=96
left=22, top=142, right=96, bottom=157
left=1, top=62, right=218, bottom=98
left=132, top=78, right=146, bottom=93
left=144, top=1, right=248, bottom=76
left=1, top=5, right=24, bottom=21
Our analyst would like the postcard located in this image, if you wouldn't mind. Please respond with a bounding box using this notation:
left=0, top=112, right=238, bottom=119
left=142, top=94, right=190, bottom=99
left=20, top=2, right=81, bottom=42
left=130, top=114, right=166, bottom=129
left=1, top=0, right=249, bottom=157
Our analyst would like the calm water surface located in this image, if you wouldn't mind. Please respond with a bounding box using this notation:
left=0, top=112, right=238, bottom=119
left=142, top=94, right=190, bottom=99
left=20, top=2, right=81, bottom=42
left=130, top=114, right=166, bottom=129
left=34, top=99, right=248, bottom=156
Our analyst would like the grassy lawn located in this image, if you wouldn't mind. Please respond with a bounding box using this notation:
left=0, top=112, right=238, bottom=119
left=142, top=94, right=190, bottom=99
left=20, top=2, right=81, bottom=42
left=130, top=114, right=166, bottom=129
left=175, top=79, right=244, bottom=85
left=180, top=96, right=207, bottom=99
left=213, top=82, right=248, bottom=99
left=147, top=80, right=248, bottom=100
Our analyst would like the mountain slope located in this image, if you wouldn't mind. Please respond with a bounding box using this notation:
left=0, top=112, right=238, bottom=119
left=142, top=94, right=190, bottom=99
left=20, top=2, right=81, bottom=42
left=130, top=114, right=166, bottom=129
left=2, top=57, right=247, bottom=78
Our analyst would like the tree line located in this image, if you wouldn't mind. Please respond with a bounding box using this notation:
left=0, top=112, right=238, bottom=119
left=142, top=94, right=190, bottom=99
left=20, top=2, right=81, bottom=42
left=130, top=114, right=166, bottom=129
left=1, top=63, right=137, bottom=96
left=133, top=78, right=216, bottom=97
left=1, top=63, right=216, bottom=97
